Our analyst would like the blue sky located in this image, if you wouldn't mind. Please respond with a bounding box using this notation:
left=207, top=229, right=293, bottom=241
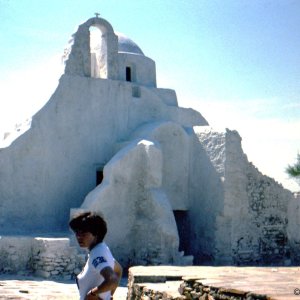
left=0, top=0, right=299, bottom=191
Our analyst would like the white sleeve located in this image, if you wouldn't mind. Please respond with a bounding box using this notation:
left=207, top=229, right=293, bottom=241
left=91, top=255, right=111, bottom=272
left=91, top=244, right=114, bottom=272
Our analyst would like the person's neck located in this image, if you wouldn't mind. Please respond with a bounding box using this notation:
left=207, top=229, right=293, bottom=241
left=89, top=239, right=101, bottom=251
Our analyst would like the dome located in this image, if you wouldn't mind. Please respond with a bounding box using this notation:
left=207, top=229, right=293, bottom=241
left=116, top=32, right=144, bottom=55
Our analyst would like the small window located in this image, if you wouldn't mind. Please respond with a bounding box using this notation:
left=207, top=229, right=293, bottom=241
left=96, top=170, right=104, bottom=186
left=126, top=67, right=131, bottom=82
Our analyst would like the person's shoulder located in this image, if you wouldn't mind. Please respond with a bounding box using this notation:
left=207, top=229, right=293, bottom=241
left=90, top=242, right=113, bottom=269
left=91, top=242, right=110, bottom=256
left=102, top=242, right=111, bottom=250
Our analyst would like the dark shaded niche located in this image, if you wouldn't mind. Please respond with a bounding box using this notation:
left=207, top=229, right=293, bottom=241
left=173, top=210, right=191, bottom=255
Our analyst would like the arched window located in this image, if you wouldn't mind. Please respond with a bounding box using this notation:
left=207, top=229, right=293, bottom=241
left=90, top=26, right=107, bottom=78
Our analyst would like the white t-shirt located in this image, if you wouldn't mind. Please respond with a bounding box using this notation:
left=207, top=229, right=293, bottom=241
left=77, top=242, right=115, bottom=300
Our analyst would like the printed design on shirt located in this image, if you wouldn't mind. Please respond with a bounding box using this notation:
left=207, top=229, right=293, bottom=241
left=92, top=256, right=107, bottom=268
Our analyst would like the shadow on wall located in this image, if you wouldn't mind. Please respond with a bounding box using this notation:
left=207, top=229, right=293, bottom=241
left=179, top=129, right=225, bottom=265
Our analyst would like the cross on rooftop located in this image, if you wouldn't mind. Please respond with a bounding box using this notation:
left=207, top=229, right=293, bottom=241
left=95, top=13, right=100, bottom=18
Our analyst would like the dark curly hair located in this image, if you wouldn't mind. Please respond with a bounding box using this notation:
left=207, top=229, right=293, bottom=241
left=69, top=211, right=107, bottom=242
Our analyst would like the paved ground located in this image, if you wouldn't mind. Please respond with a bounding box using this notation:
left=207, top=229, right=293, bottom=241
left=2, top=266, right=300, bottom=299
left=0, top=275, right=128, bottom=300
left=129, top=266, right=300, bottom=300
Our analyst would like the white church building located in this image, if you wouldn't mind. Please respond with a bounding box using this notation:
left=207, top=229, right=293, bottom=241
left=0, top=16, right=299, bottom=276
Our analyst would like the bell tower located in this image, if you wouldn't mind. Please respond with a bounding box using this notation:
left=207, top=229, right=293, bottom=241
left=64, top=15, right=119, bottom=79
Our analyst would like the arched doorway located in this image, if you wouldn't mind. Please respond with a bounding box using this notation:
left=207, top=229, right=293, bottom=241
left=173, top=210, right=192, bottom=255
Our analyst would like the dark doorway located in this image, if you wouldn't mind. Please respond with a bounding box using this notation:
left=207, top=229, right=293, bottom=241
left=126, top=67, right=132, bottom=82
left=173, top=210, right=191, bottom=255
left=96, top=170, right=104, bottom=186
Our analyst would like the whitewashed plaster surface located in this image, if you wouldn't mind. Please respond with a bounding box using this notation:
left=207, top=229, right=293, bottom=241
left=0, top=17, right=206, bottom=236
left=0, top=16, right=297, bottom=268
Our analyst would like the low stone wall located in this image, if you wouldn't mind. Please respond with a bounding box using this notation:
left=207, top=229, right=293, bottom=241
left=129, top=278, right=271, bottom=300
left=127, top=266, right=280, bottom=300
left=179, top=278, right=270, bottom=300
left=0, top=236, right=85, bottom=279
left=129, top=283, right=183, bottom=300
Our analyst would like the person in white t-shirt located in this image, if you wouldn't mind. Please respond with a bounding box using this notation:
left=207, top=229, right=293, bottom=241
left=69, top=211, right=122, bottom=300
